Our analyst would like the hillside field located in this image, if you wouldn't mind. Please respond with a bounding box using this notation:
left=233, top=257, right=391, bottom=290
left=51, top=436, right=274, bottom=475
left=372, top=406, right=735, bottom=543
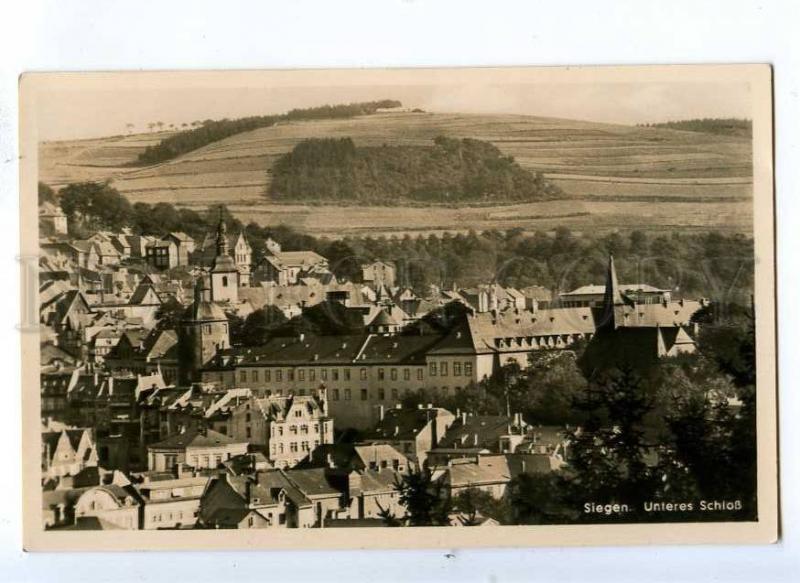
left=38, top=111, right=753, bottom=236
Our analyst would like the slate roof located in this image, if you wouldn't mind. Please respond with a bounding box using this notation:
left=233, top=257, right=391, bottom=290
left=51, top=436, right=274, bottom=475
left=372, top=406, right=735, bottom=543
left=436, top=415, right=525, bottom=451
left=149, top=428, right=244, bottom=450
left=445, top=456, right=512, bottom=487
left=140, top=329, right=179, bottom=360
left=562, top=283, right=670, bottom=296
left=366, top=307, right=402, bottom=328
left=356, top=334, right=442, bottom=365
left=183, top=298, right=228, bottom=322
left=284, top=468, right=342, bottom=498
left=267, top=250, right=327, bottom=269
left=211, top=253, right=238, bottom=273
left=129, top=283, right=161, bottom=306
left=357, top=468, right=403, bottom=494
left=367, top=407, right=450, bottom=441
left=611, top=301, right=701, bottom=328
left=235, top=334, right=369, bottom=366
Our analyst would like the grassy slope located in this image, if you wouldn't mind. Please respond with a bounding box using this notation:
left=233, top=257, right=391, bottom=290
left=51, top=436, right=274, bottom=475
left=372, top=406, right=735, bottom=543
left=38, top=111, right=753, bottom=235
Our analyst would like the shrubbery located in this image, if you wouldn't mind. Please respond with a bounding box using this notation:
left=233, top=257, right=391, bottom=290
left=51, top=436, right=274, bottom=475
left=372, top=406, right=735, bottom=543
left=269, top=136, right=563, bottom=204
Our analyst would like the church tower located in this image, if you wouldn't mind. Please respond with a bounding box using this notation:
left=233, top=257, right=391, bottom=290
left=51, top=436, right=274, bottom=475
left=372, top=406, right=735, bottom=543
left=209, top=209, right=239, bottom=304
left=599, top=254, right=627, bottom=331
left=178, top=277, right=230, bottom=384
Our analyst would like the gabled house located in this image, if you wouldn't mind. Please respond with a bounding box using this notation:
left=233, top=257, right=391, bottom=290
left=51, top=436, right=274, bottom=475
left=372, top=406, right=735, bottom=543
left=147, top=426, right=249, bottom=472
left=39, top=201, right=68, bottom=235
left=361, top=260, right=397, bottom=290
left=198, top=470, right=313, bottom=528
left=42, top=427, right=98, bottom=479
left=364, top=405, right=456, bottom=467
left=227, top=391, right=333, bottom=469
left=162, top=232, right=195, bottom=266
left=145, top=239, right=179, bottom=270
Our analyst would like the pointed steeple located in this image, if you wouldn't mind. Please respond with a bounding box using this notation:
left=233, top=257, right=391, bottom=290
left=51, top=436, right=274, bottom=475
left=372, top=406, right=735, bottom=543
left=599, top=254, right=625, bottom=331
left=215, top=207, right=228, bottom=257
left=603, top=254, right=625, bottom=307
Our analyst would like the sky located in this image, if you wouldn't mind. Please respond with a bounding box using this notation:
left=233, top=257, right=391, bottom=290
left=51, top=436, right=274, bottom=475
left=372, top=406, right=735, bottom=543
left=27, top=71, right=753, bottom=141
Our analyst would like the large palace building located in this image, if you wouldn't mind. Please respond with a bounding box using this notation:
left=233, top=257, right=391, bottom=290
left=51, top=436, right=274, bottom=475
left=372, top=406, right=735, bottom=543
left=189, top=255, right=702, bottom=429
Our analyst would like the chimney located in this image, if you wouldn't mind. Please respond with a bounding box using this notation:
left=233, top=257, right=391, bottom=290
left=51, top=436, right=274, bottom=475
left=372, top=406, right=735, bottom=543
left=245, top=479, right=252, bottom=504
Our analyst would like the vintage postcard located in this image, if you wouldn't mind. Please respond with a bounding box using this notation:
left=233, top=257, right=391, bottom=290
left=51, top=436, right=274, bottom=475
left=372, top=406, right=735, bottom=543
left=20, top=65, right=777, bottom=550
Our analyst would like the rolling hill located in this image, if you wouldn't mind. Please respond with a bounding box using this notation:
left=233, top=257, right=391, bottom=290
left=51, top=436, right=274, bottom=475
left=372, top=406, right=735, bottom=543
left=38, top=110, right=754, bottom=236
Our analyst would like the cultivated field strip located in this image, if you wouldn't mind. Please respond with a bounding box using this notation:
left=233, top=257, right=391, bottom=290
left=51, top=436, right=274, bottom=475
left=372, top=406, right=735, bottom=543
left=38, top=111, right=753, bottom=235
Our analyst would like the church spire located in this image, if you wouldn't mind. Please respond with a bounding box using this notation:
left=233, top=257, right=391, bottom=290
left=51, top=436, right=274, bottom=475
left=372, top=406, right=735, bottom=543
left=603, top=254, right=624, bottom=307
left=215, top=207, right=228, bottom=257
left=599, top=254, right=625, bottom=330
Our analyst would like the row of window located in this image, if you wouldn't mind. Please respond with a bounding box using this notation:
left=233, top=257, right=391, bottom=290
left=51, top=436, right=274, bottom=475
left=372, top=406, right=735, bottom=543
left=429, top=361, right=473, bottom=377
left=328, top=386, right=463, bottom=402
left=238, top=362, right=474, bottom=384
left=270, top=423, right=323, bottom=436
left=150, top=509, right=198, bottom=523
left=187, top=452, right=231, bottom=467
left=271, top=440, right=320, bottom=455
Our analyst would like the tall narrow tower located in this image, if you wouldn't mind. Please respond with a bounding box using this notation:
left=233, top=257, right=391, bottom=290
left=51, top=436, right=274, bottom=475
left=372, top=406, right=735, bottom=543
left=178, top=277, right=230, bottom=384
left=600, top=254, right=626, bottom=331
left=209, top=209, right=239, bottom=304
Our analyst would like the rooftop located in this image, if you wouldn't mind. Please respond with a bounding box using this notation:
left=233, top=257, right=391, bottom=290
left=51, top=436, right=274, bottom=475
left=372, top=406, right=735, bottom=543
left=149, top=427, right=245, bottom=450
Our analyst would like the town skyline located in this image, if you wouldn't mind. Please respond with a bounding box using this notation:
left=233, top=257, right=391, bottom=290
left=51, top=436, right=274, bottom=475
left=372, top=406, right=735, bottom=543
left=25, top=66, right=772, bottom=544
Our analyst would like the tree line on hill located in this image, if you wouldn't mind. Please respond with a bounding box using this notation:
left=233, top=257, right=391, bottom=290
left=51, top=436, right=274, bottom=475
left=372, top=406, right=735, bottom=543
left=638, top=118, right=752, bottom=138
left=133, top=100, right=402, bottom=165
left=268, top=136, right=563, bottom=205
left=45, top=180, right=754, bottom=305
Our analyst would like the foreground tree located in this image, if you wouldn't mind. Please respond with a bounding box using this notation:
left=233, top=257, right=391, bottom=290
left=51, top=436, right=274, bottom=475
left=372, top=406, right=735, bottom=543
left=380, top=468, right=452, bottom=527
left=452, top=487, right=512, bottom=525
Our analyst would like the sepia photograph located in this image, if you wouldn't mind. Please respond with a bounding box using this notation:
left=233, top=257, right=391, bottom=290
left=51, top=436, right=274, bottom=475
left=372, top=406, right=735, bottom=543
left=19, top=65, right=777, bottom=550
